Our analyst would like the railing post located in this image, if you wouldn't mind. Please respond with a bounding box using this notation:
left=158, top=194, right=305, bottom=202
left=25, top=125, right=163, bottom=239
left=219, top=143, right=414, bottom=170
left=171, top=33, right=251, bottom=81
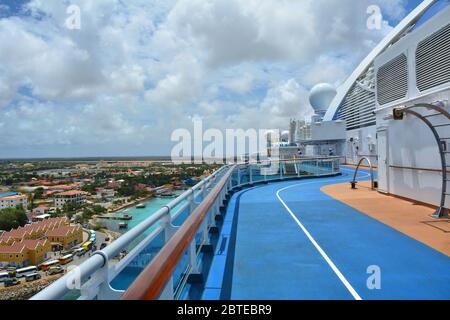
left=189, top=239, right=199, bottom=274
left=79, top=253, right=124, bottom=300
left=249, top=165, right=253, bottom=184
left=280, top=162, right=283, bottom=180
left=161, top=208, right=175, bottom=242
left=221, top=186, right=226, bottom=204
left=159, top=277, right=174, bottom=300
left=210, top=201, right=219, bottom=227
left=189, top=190, right=196, bottom=213
left=78, top=268, right=100, bottom=300
left=225, top=177, right=229, bottom=193
left=237, top=166, right=241, bottom=186
left=97, top=266, right=124, bottom=300
left=201, top=182, right=207, bottom=201
left=217, top=188, right=222, bottom=205
left=202, top=214, right=210, bottom=245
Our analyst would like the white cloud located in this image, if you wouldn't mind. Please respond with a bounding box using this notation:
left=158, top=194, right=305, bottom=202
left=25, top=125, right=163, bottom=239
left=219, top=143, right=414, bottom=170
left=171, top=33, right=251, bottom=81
left=223, top=73, right=254, bottom=95
left=145, top=53, right=203, bottom=109
left=166, top=0, right=401, bottom=66
left=301, top=55, right=353, bottom=88
left=261, top=79, right=312, bottom=119
left=0, top=0, right=410, bottom=157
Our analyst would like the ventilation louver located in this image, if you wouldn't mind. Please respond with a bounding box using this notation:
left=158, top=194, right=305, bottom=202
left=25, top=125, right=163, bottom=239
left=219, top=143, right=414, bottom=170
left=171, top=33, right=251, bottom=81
left=416, top=23, right=450, bottom=92
left=377, top=54, right=408, bottom=105
left=336, top=83, right=376, bottom=131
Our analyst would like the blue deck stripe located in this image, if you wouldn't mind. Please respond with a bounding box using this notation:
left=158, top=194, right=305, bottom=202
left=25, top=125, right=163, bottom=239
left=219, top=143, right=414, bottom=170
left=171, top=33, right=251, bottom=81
left=220, top=187, right=257, bottom=299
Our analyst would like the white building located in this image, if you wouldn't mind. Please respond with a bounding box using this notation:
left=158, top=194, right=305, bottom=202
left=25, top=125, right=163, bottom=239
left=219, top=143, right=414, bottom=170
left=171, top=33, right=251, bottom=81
left=0, top=192, right=28, bottom=210
left=33, top=206, right=50, bottom=215
left=95, top=188, right=116, bottom=199
left=301, top=120, right=347, bottom=157
left=54, top=190, right=88, bottom=209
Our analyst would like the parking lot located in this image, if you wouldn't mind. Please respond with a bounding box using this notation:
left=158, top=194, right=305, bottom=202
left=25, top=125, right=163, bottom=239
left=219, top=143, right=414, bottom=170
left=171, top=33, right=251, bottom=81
left=0, top=230, right=110, bottom=289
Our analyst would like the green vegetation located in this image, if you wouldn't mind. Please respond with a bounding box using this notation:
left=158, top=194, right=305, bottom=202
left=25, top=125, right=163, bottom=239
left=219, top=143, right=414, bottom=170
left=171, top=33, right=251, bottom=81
left=50, top=208, right=62, bottom=218
left=27, top=193, right=34, bottom=210
left=63, top=202, right=82, bottom=219
left=131, top=189, right=150, bottom=200
left=79, top=205, right=107, bottom=224
left=33, top=187, right=44, bottom=199
left=81, top=183, right=102, bottom=194
left=0, top=207, right=28, bottom=231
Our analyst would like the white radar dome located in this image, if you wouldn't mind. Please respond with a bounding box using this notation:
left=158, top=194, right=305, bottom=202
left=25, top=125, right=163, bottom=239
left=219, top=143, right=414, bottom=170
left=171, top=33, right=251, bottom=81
left=309, top=83, right=337, bottom=114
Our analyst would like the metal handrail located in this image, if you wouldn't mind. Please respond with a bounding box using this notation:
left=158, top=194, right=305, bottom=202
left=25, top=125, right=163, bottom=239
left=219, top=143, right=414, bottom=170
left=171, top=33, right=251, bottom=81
left=397, top=103, right=450, bottom=218
left=236, top=156, right=343, bottom=166
left=31, top=165, right=230, bottom=300
left=350, top=157, right=375, bottom=190
left=121, top=166, right=236, bottom=300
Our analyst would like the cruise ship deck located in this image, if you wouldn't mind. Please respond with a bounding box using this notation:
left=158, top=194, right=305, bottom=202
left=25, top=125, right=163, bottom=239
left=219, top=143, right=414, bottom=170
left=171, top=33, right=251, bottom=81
left=31, top=161, right=450, bottom=301
left=202, top=167, right=450, bottom=300
left=18, top=0, right=450, bottom=302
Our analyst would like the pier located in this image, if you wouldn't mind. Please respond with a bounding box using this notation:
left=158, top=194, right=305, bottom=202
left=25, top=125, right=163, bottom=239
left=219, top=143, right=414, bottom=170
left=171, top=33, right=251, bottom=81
left=98, top=215, right=132, bottom=221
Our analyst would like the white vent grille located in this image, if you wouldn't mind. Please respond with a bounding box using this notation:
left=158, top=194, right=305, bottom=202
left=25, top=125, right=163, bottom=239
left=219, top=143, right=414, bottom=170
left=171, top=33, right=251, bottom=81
left=377, top=54, right=408, bottom=105
left=336, top=82, right=376, bottom=131
left=416, top=23, right=450, bottom=92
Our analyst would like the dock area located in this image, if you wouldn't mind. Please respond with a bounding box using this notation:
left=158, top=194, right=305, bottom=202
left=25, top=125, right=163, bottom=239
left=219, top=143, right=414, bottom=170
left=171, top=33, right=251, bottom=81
left=98, top=215, right=132, bottom=221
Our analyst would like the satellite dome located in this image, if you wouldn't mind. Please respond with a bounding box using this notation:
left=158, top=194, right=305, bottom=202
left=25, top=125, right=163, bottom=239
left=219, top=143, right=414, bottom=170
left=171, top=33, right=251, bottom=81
left=280, top=130, right=289, bottom=142
left=309, top=83, right=337, bottom=114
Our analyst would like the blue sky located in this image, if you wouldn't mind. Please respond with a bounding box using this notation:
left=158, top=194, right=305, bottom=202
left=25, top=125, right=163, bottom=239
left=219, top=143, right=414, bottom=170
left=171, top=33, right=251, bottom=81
left=406, top=0, right=425, bottom=12
left=0, top=0, right=431, bottom=158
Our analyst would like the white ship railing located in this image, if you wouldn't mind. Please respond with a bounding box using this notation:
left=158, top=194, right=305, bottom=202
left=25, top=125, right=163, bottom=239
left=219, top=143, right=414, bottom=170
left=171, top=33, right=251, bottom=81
left=31, top=157, right=341, bottom=300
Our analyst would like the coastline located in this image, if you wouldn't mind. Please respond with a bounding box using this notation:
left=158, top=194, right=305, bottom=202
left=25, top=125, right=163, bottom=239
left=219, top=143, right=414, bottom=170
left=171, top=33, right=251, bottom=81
left=109, top=194, right=156, bottom=214
left=89, top=187, right=185, bottom=240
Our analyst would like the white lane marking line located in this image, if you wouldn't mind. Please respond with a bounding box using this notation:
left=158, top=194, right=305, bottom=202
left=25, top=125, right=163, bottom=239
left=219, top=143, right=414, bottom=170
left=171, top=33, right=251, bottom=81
left=274, top=170, right=366, bottom=300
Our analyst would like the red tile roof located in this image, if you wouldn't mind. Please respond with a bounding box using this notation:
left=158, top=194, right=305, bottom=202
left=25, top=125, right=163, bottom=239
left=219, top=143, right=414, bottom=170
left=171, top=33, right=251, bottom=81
left=48, top=183, right=79, bottom=191
left=46, top=225, right=80, bottom=237
left=0, top=243, right=26, bottom=254
left=21, top=239, right=49, bottom=250
left=0, top=217, right=68, bottom=242
left=0, top=239, right=49, bottom=254
left=55, top=190, right=88, bottom=196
